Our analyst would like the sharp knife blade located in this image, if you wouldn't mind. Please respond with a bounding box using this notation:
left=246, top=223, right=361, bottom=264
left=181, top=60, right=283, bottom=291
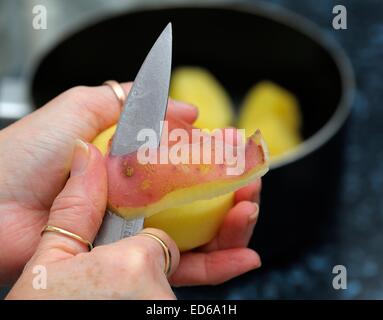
left=94, top=23, right=172, bottom=246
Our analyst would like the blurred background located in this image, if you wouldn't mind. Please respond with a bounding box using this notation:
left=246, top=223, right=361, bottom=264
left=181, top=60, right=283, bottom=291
left=0, top=0, right=382, bottom=299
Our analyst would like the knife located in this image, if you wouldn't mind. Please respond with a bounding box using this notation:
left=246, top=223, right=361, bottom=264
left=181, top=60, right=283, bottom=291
left=94, top=23, right=172, bottom=246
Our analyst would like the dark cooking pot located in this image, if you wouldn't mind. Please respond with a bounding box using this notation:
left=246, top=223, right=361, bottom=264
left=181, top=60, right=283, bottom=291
left=30, top=4, right=354, bottom=266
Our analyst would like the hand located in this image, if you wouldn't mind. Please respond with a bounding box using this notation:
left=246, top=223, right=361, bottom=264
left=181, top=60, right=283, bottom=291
left=6, top=142, right=180, bottom=299
left=0, top=83, right=195, bottom=283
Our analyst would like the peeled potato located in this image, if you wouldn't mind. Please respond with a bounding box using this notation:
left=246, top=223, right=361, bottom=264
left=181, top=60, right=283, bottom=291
left=170, top=67, right=233, bottom=130
left=238, top=81, right=302, bottom=157
left=238, top=81, right=302, bottom=133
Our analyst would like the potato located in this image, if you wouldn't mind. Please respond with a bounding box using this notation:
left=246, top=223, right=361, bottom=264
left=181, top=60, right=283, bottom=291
left=170, top=67, right=233, bottom=130
left=238, top=81, right=302, bottom=157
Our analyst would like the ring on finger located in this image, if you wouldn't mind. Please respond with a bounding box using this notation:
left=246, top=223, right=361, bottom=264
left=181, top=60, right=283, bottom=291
left=103, top=80, right=126, bottom=107
left=137, top=231, right=172, bottom=276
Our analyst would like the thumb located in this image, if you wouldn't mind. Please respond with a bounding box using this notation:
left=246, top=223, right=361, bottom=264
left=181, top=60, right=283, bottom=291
left=37, top=139, right=107, bottom=260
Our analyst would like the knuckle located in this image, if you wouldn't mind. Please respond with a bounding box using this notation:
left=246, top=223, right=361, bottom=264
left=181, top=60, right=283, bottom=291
left=126, top=245, right=155, bottom=271
left=62, top=85, right=105, bottom=130
left=64, top=85, right=91, bottom=100
left=118, top=241, right=160, bottom=278
left=60, top=86, right=95, bottom=111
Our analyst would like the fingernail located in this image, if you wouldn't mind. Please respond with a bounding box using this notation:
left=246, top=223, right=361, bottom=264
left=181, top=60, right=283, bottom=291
left=248, top=203, right=259, bottom=223
left=71, top=139, right=89, bottom=176
left=170, top=98, right=197, bottom=112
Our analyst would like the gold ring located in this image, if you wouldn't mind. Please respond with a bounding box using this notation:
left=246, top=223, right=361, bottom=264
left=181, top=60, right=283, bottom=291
left=41, top=225, right=93, bottom=251
left=103, top=80, right=126, bottom=107
left=137, top=232, right=172, bottom=275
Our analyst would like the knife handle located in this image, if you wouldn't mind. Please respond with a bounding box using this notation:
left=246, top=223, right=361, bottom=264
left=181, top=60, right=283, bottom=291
left=93, top=210, right=144, bottom=247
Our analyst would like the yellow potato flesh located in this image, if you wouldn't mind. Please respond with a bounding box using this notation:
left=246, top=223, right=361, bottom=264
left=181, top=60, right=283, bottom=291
left=145, top=192, right=234, bottom=252
left=170, top=67, right=234, bottom=130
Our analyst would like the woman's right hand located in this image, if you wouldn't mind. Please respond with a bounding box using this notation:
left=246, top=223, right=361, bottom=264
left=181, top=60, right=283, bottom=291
left=6, top=141, right=180, bottom=300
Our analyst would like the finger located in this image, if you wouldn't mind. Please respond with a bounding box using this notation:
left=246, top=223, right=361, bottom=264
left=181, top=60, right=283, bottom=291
left=137, top=227, right=180, bottom=278
left=170, top=248, right=261, bottom=286
left=34, top=83, right=197, bottom=145
left=87, top=228, right=179, bottom=299
left=94, top=85, right=198, bottom=125
left=201, top=201, right=259, bottom=252
left=168, top=99, right=198, bottom=124
left=113, top=227, right=180, bottom=279
left=83, top=85, right=198, bottom=131
left=234, top=179, right=262, bottom=204
left=39, top=83, right=133, bottom=142
left=37, top=141, right=107, bottom=258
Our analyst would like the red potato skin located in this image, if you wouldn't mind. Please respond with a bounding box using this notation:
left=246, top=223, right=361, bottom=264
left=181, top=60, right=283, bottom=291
left=105, top=115, right=268, bottom=213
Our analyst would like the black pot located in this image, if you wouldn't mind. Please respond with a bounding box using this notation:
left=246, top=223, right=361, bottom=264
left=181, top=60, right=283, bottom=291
left=30, top=4, right=354, bottom=266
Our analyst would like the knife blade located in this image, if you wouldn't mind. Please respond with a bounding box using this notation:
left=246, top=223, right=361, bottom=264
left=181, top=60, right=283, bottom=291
left=94, top=23, right=172, bottom=246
